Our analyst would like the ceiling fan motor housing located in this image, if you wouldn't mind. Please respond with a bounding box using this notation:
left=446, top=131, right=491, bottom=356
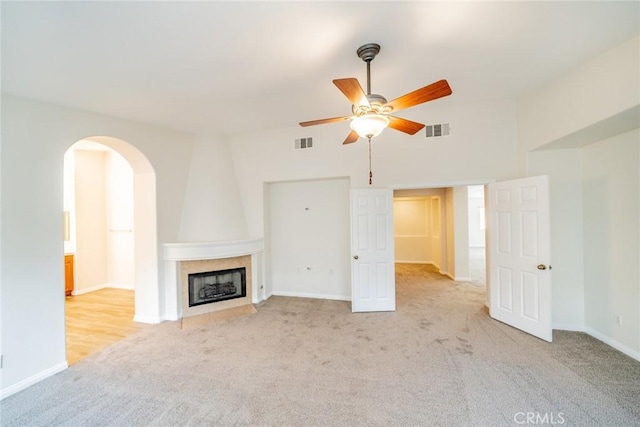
left=352, top=93, right=391, bottom=116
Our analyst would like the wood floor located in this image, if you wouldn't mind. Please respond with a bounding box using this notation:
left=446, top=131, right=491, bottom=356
left=65, top=288, right=144, bottom=365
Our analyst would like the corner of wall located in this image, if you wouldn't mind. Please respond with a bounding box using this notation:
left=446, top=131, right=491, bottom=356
left=517, top=35, right=640, bottom=156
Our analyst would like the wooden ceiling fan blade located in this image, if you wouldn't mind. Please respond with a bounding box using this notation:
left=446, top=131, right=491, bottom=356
left=384, top=79, right=452, bottom=112
left=343, top=130, right=359, bottom=145
left=333, top=78, right=370, bottom=107
left=388, top=116, right=425, bottom=135
left=299, top=116, right=351, bottom=127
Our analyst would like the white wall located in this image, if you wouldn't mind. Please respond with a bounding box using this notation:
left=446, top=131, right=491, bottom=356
left=583, top=129, right=639, bottom=354
left=62, top=149, right=76, bottom=254
left=228, top=99, right=520, bottom=239
left=517, top=36, right=639, bottom=171
left=74, top=150, right=108, bottom=292
left=518, top=37, right=640, bottom=167
left=179, top=134, right=249, bottom=242
left=105, top=150, right=134, bottom=288
left=1, top=94, right=195, bottom=397
left=519, top=36, right=640, bottom=356
left=451, top=186, right=470, bottom=281
left=393, top=188, right=448, bottom=268
left=431, top=195, right=444, bottom=271
left=228, top=99, right=518, bottom=307
left=267, top=178, right=351, bottom=300
left=445, top=188, right=454, bottom=277
left=73, top=148, right=134, bottom=292
left=444, top=186, right=473, bottom=281
left=467, top=185, right=485, bottom=248
left=393, top=198, right=430, bottom=264
left=528, top=148, right=585, bottom=330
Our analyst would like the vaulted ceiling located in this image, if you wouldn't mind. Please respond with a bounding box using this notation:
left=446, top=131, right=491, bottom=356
left=2, top=1, right=638, bottom=136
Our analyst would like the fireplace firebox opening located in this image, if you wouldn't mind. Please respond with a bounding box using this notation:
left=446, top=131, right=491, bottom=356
left=188, top=267, right=246, bottom=307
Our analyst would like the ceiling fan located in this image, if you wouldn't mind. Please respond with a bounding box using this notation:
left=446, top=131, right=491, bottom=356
left=299, top=43, right=452, bottom=145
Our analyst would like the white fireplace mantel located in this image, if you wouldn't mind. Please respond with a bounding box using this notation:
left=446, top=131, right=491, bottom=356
left=164, top=238, right=263, bottom=261
left=163, top=238, right=264, bottom=321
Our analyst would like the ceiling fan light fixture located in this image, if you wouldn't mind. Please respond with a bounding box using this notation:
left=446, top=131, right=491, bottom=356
left=350, top=114, right=390, bottom=139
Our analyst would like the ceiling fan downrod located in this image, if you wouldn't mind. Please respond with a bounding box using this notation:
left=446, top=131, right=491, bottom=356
left=366, top=60, right=371, bottom=95
left=356, top=43, right=381, bottom=96
left=356, top=44, right=382, bottom=186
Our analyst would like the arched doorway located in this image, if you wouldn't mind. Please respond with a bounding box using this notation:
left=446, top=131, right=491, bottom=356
left=63, top=136, right=158, bottom=363
left=85, top=136, right=159, bottom=323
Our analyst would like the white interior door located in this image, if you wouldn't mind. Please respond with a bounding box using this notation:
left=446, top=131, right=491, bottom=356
left=487, top=176, right=552, bottom=342
left=351, top=189, right=395, bottom=312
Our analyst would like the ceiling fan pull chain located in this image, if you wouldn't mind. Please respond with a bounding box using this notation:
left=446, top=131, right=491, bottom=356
left=368, top=137, right=373, bottom=185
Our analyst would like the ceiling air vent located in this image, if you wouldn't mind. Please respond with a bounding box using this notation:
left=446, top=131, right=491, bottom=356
left=425, top=123, right=450, bottom=138
left=295, top=137, right=314, bottom=150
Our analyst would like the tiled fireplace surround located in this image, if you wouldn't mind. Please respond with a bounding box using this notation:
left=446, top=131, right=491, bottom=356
left=163, top=239, right=263, bottom=320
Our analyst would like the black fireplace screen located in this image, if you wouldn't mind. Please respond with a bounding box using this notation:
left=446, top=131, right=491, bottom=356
left=188, top=267, right=246, bottom=307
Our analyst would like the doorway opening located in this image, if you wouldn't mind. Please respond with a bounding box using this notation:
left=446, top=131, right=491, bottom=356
left=62, top=136, right=158, bottom=364
left=392, top=185, right=487, bottom=302
left=467, top=185, right=486, bottom=288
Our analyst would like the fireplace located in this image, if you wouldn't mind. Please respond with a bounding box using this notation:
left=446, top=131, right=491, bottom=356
left=188, top=267, right=246, bottom=307
left=164, top=241, right=262, bottom=320
left=179, top=255, right=252, bottom=318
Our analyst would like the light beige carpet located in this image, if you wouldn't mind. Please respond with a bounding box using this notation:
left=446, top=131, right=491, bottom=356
left=2, top=264, right=639, bottom=426
left=180, top=304, right=257, bottom=330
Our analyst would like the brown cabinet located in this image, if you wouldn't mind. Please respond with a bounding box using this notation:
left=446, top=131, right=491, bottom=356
left=64, top=254, right=74, bottom=296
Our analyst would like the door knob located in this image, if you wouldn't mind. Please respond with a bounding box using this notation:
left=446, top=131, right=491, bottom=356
left=353, top=255, right=359, bottom=260
left=537, top=264, right=547, bottom=270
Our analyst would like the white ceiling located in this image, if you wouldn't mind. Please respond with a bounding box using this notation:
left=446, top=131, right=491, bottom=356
left=2, top=1, right=638, bottom=137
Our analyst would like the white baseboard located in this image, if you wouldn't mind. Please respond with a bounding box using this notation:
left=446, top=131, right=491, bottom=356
left=583, top=327, right=640, bottom=362
left=442, top=271, right=471, bottom=281
left=71, top=283, right=106, bottom=295
left=533, top=319, right=640, bottom=362
left=133, top=314, right=163, bottom=324
left=271, top=291, right=351, bottom=302
left=552, top=323, right=585, bottom=332
left=395, top=260, right=432, bottom=264
left=395, top=261, right=450, bottom=273
left=0, top=361, right=67, bottom=400
left=72, top=283, right=134, bottom=296
left=105, top=282, right=135, bottom=290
